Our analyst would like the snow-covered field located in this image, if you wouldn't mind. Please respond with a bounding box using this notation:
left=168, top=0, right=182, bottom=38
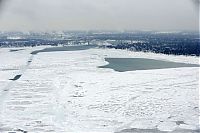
left=0, top=46, right=199, bottom=133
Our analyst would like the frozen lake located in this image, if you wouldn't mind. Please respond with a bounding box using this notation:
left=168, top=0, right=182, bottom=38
left=0, top=47, right=199, bottom=133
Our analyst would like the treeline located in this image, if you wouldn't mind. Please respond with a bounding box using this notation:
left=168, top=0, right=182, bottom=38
left=104, top=42, right=199, bottom=56
left=99, top=32, right=200, bottom=56
left=0, top=39, right=67, bottom=47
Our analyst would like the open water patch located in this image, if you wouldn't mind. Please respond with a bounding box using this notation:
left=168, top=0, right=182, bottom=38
left=99, top=58, right=199, bottom=72
left=31, top=45, right=97, bottom=55
left=9, top=75, right=22, bottom=81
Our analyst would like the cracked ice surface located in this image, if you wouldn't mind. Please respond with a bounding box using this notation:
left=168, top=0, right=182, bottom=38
left=0, top=47, right=199, bottom=132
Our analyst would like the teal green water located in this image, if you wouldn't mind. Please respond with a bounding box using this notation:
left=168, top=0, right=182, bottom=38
left=99, top=58, right=199, bottom=72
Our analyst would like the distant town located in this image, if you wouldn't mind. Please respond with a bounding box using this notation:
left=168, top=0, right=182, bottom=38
left=0, top=31, right=199, bottom=56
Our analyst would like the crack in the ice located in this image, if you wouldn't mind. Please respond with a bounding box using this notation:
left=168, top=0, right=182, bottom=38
left=9, top=74, right=22, bottom=81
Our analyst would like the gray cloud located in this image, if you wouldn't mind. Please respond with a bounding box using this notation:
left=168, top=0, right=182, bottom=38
left=0, top=0, right=4, bottom=10
left=192, top=0, right=200, bottom=5
left=191, top=0, right=199, bottom=11
left=0, top=0, right=198, bottom=31
left=0, top=0, right=10, bottom=13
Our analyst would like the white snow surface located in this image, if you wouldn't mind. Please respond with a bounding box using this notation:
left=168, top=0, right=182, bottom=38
left=0, top=46, right=199, bottom=133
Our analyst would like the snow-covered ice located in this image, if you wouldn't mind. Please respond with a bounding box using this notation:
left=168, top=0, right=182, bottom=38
left=0, top=46, right=199, bottom=132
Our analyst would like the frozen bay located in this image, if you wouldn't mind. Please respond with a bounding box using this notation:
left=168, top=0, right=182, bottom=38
left=0, top=46, right=199, bottom=133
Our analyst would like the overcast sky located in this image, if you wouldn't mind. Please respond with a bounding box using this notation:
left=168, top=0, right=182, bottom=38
left=0, top=0, right=199, bottom=31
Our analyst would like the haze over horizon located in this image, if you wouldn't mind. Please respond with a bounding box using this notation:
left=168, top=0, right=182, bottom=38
left=0, top=0, right=199, bottom=32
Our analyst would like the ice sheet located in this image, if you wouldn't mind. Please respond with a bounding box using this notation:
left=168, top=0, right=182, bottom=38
left=0, top=47, right=199, bottom=132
